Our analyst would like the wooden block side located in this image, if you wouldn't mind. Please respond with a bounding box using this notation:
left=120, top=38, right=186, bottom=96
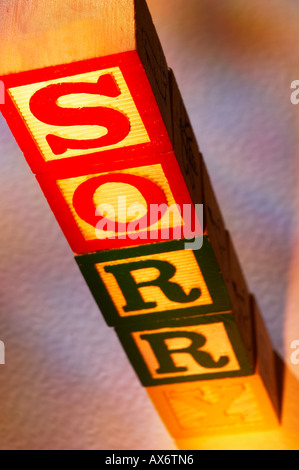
left=202, top=159, right=229, bottom=278
left=169, top=69, right=204, bottom=207
left=202, top=159, right=255, bottom=367
left=147, top=372, right=279, bottom=439
left=134, top=0, right=173, bottom=140
left=251, top=295, right=280, bottom=418
left=226, top=231, right=256, bottom=367
left=0, top=0, right=136, bottom=75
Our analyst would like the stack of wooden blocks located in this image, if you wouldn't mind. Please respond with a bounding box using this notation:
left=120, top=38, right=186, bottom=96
left=1, top=0, right=279, bottom=445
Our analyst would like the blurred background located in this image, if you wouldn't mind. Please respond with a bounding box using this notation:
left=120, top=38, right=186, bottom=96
left=0, top=0, right=299, bottom=450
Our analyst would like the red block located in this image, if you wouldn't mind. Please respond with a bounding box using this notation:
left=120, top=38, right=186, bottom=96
left=37, top=152, right=202, bottom=254
left=1, top=51, right=172, bottom=174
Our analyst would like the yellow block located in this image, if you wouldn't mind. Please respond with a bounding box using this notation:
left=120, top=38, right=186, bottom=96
left=147, top=369, right=279, bottom=439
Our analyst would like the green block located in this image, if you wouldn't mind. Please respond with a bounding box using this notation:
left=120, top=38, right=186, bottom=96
left=76, top=237, right=231, bottom=327
left=115, top=313, right=254, bottom=386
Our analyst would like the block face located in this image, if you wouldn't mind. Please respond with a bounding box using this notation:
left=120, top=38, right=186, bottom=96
left=116, top=314, right=253, bottom=386
left=169, top=69, right=204, bottom=206
left=147, top=373, right=278, bottom=439
left=202, top=160, right=229, bottom=282
left=37, top=153, right=200, bottom=253
left=76, top=237, right=231, bottom=326
left=1, top=51, right=172, bottom=174
left=8, top=65, right=149, bottom=162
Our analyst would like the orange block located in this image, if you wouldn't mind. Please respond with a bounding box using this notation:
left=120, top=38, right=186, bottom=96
left=147, top=366, right=279, bottom=439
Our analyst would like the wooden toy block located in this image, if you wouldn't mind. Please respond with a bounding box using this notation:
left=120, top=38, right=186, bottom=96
left=1, top=52, right=173, bottom=174
left=226, top=231, right=255, bottom=367
left=76, top=237, right=231, bottom=327
left=0, top=1, right=172, bottom=134
left=169, top=69, right=204, bottom=208
left=36, top=152, right=201, bottom=254
left=147, top=369, right=279, bottom=439
left=251, top=295, right=280, bottom=417
left=0, top=1, right=279, bottom=445
left=115, top=313, right=253, bottom=387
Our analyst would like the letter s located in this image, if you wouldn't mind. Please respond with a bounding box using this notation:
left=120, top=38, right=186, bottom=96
left=29, top=73, right=130, bottom=155
left=290, top=80, right=299, bottom=105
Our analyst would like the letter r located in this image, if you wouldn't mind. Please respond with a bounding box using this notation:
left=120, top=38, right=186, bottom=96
left=139, top=331, right=230, bottom=374
left=104, top=259, right=201, bottom=312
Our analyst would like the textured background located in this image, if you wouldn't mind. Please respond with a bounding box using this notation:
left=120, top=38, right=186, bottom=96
left=0, top=0, right=299, bottom=450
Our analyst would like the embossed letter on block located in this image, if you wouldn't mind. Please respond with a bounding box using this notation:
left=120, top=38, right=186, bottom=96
left=76, top=237, right=231, bottom=326
left=116, top=313, right=253, bottom=386
left=1, top=52, right=172, bottom=174
left=37, top=154, right=200, bottom=253
left=147, top=371, right=278, bottom=439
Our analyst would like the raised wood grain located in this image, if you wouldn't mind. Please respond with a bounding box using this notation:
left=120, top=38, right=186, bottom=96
left=226, top=231, right=255, bottom=367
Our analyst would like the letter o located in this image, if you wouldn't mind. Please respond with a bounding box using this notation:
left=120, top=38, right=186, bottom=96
left=72, top=173, right=168, bottom=233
